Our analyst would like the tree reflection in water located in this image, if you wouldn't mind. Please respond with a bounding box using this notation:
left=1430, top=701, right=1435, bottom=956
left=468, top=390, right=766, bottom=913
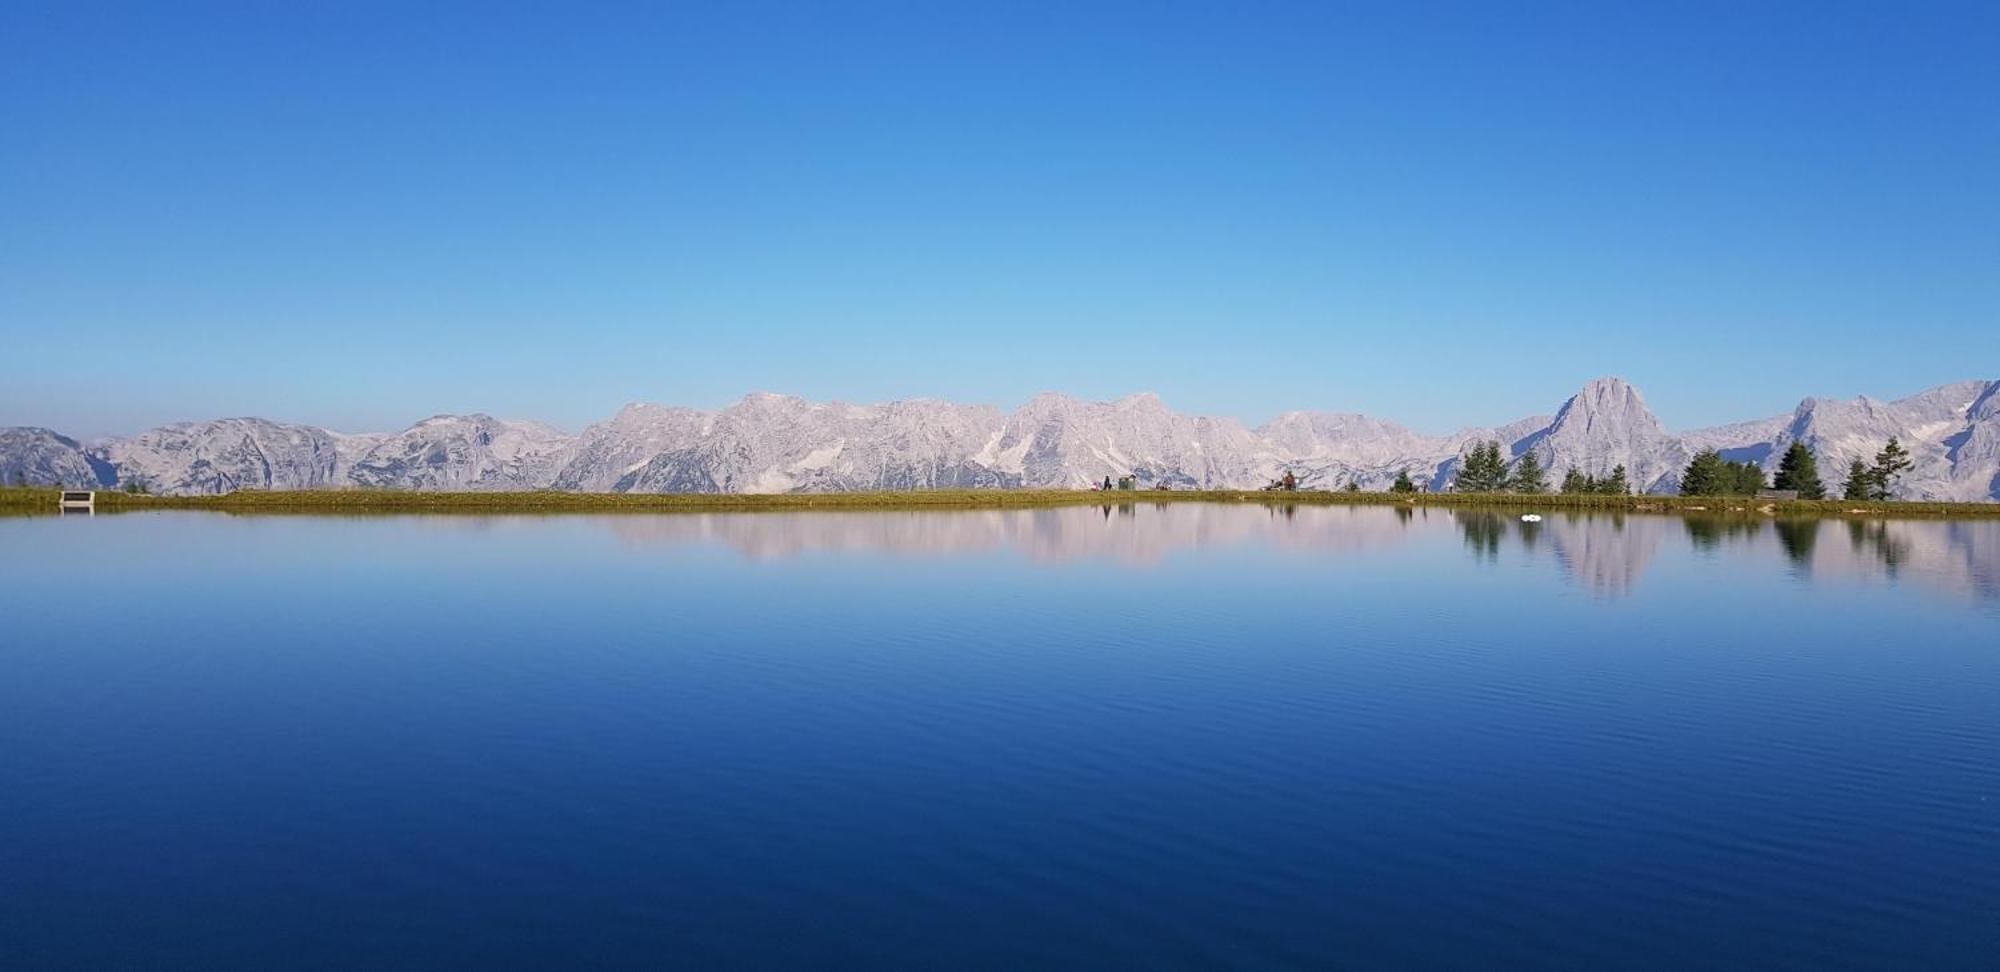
left=1459, top=512, right=1507, bottom=563
left=1685, top=516, right=1765, bottom=552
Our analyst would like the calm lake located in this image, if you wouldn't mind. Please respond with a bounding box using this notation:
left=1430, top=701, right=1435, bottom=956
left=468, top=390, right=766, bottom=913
left=2, top=505, right=1996, bottom=968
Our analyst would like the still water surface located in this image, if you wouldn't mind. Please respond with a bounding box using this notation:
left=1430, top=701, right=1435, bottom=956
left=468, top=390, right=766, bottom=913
left=2, top=506, right=1996, bottom=968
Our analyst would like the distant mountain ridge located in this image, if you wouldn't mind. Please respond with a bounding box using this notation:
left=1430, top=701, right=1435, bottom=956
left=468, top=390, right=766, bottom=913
left=6, top=377, right=1998, bottom=500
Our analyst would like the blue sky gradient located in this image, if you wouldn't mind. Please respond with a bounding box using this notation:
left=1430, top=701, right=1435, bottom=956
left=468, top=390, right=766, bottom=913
left=4, top=1, right=1996, bottom=438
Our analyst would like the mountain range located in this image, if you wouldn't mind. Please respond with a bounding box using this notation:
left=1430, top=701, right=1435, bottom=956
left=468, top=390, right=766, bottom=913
left=5, top=377, right=1997, bottom=500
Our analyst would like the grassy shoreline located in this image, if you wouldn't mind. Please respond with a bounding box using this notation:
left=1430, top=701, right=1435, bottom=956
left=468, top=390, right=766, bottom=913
left=3, top=486, right=1996, bottom=519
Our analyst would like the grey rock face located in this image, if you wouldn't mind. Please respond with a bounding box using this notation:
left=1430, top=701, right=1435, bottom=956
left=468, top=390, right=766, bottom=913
left=1758, top=380, right=1997, bottom=501
left=347, top=415, right=571, bottom=491
left=91, top=418, right=374, bottom=494
left=1515, top=378, right=1688, bottom=493
left=0, top=428, right=102, bottom=488
left=1946, top=383, right=2000, bottom=501
left=981, top=392, right=1263, bottom=490
left=12, top=378, right=1999, bottom=499
left=552, top=404, right=712, bottom=492
left=1677, top=414, right=1793, bottom=467
left=613, top=394, right=1010, bottom=494
left=1253, top=410, right=1552, bottom=492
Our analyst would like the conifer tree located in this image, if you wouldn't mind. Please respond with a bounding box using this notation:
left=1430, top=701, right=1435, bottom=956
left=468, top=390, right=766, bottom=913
left=1727, top=460, right=1767, bottom=495
left=1560, top=468, right=1589, bottom=494
left=1453, top=443, right=1479, bottom=492
left=1772, top=442, right=1825, bottom=499
left=1599, top=465, right=1630, bottom=496
left=1483, top=441, right=1507, bottom=491
left=1455, top=440, right=1507, bottom=492
left=1868, top=438, right=1912, bottom=500
left=1390, top=468, right=1417, bottom=494
left=1509, top=452, right=1547, bottom=494
left=1842, top=459, right=1875, bottom=500
left=1344, top=479, right=1361, bottom=493
left=1680, top=449, right=1726, bottom=495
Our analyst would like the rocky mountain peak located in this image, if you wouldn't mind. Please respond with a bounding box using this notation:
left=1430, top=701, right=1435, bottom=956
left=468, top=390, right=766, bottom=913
left=1516, top=378, right=1680, bottom=489
left=1551, top=377, right=1666, bottom=437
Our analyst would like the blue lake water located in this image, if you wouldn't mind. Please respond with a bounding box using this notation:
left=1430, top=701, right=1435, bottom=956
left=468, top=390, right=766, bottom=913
left=2, top=505, right=1996, bottom=968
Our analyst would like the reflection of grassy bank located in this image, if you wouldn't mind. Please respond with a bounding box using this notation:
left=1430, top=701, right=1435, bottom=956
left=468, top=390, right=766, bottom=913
left=1, top=486, right=1997, bottom=519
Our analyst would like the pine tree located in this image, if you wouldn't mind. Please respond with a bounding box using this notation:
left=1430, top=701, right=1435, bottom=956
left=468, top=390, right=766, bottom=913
left=1727, top=460, right=1767, bottom=495
left=1842, top=459, right=1874, bottom=500
left=1482, top=441, right=1506, bottom=491
left=1598, top=465, right=1629, bottom=496
left=1680, top=449, right=1726, bottom=495
left=1560, top=467, right=1589, bottom=494
left=1390, top=468, right=1417, bottom=494
left=1455, top=440, right=1507, bottom=492
left=1509, top=452, right=1547, bottom=494
left=1452, top=444, right=1478, bottom=492
left=1772, top=442, right=1825, bottom=499
left=1868, top=437, right=1912, bottom=501
left=1344, top=479, right=1361, bottom=493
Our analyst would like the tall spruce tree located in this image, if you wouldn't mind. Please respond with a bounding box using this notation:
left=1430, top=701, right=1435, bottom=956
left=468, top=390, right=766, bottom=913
left=1390, top=468, right=1417, bottom=494
left=1454, top=440, right=1507, bottom=492
left=1560, top=468, right=1590, bottom=494
left=1599, top=465, right=1630, bottom=496
left=1868, top=437, right=1912, bottom=500
left=1680, top=449, right=1726, bottom=495
left=1509, top=452, right=1548, bottom=494
left=1727, top=460, right=1768, bottom=495
left=1772, top=442, right=1825, bottom=499
left=1842, top=459, right=1875, bottom=500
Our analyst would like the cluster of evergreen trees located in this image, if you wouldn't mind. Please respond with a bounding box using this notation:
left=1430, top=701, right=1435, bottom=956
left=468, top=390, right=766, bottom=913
left=1678, top=438, right=1913, bottom=500
left=1559, top=465, right=1629, bottom=495
left=1450, top=441, right=1551, bottom=494
left=1452, top=441, right=1509, bottom=492
left=1378, top=436, right=1917, bottom=501
left=1840, top=438, right=1913, bottom=501
left=1679, top=450, right=1770, bottom=496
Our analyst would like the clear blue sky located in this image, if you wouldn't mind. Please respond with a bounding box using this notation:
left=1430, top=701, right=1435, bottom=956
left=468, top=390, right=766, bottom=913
left=4, top=1, right=1996, bottom=439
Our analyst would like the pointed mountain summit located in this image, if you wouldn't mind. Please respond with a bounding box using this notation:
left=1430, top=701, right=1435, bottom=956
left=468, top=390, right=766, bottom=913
left=1520, top=377, right=1687, bottom=492
left=1551, top=378, right=1668, bottom=439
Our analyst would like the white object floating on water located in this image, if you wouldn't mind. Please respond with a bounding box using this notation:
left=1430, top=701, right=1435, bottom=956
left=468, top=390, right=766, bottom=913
left=1520, top=514, right=1543, bottom=523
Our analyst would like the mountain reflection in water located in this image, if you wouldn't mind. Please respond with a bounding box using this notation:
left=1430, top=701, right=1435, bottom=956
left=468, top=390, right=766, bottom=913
left=558, top=504, right=2000, bottom=603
